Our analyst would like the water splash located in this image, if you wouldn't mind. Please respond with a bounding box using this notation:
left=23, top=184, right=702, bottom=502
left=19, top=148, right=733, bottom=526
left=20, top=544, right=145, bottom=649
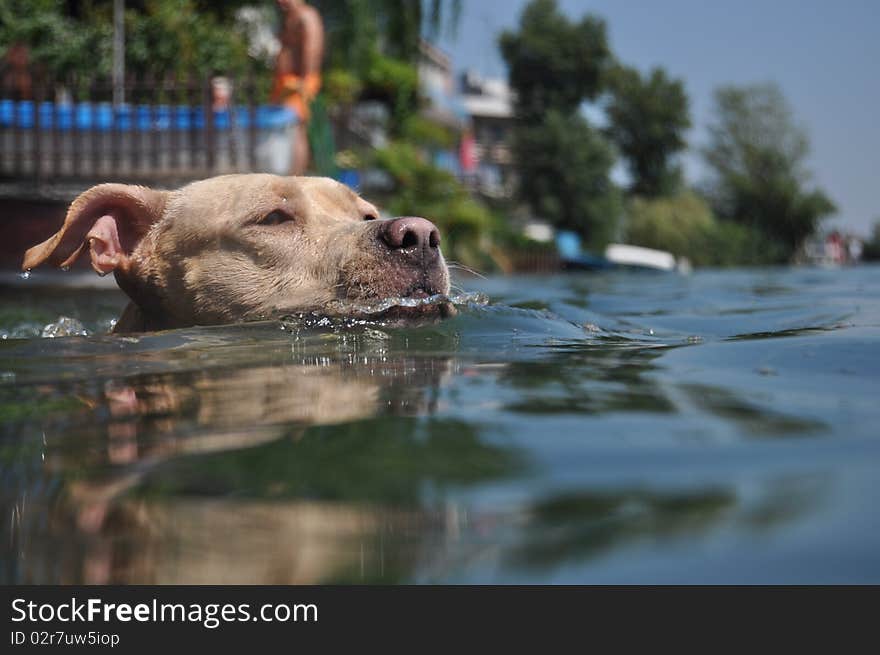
left=279, top=292, right=490, bottom=330
left=19, top=270, right=31, bottom=280
left=1, top=322, right=42, bottom=340
left=40, top=316, right=90, bottom=338
left=329, top=291, right=489, bottom=316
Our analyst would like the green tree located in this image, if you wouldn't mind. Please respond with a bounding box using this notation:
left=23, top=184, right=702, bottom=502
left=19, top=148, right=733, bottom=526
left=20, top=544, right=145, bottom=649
left=499, top=0, right=609, bottom=119
left=606, top=65, right=690, bottom=197
left=314, top=0, right=460, bottom=67
left=513, top=110, right=621, bottom=247
left=0, top=0, right=262, bottom=84
left=702, top=82, right=835, bottom=261
left=625, top=192, right=769, bottom=267
left=499, top=0, right=620, bottom=248
left=312, top=0, right=461, bottom=134
left=0, top=0, right=110, bottom=79
left=122, top=0, right=251, bottom=80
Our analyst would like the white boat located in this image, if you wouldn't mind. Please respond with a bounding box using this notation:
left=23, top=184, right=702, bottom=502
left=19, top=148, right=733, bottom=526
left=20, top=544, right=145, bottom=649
left=604, top=244, right=677, bottom=272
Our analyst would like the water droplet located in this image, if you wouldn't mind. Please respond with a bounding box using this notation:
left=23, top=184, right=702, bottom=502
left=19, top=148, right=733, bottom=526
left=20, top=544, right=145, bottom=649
left=41, top=316, right=89, bottom=338
left=19, top=270, right=30, bottom=280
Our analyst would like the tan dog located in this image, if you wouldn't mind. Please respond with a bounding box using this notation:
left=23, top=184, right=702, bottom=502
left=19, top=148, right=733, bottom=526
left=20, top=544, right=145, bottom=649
left=22, top=174, right=450, bottom=332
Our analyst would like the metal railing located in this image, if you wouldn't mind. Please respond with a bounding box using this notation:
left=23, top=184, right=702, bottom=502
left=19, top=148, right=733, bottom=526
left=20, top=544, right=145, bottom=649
left=0, top=71, right=294, bottom=187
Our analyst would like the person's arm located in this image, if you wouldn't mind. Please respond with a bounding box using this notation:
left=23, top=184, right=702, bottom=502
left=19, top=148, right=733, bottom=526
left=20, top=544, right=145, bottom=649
left=300, top=8, right=325, bottom=78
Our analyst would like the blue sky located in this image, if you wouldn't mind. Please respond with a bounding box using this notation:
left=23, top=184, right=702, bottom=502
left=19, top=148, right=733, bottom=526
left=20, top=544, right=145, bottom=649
left=437, top=0, right=879, bottom=235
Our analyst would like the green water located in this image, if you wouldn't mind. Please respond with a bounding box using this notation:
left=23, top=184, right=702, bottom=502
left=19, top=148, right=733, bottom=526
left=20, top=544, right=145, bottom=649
left=1, top=265, right=878, bottom=583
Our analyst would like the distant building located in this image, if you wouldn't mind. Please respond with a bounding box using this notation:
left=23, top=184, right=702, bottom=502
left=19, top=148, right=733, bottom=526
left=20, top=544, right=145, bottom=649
left=804, top=230, right=865, bottom=266
left=418, top=40, right=457, bottom=123
left=459, top=70, right=516, bottom=199
left=415, top=47, right=518, bottom=198
left=417, top=40, right=469, bottom=176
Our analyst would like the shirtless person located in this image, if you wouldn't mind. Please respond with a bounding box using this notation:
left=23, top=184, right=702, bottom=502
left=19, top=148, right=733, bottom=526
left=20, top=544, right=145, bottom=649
left=272, top=0, right=325, bottom=175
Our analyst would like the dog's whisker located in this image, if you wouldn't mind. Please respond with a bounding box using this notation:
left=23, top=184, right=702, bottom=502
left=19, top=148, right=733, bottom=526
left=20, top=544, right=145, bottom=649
left=446, top=261, right=487, bottom=280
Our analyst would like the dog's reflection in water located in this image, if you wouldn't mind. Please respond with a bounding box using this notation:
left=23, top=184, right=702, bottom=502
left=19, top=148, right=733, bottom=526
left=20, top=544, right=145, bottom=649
left=33, top=356, right=459, bottom=584
left=15, top=355, right=817, bottom=583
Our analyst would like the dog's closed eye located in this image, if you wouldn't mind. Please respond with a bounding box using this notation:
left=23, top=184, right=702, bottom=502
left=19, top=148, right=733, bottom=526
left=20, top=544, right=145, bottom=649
left=259, top=210, right=295, bottom=226
left=363, top=213, right=378, bottom=221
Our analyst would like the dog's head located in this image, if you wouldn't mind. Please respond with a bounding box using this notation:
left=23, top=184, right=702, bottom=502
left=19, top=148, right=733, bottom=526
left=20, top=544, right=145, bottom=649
left=23, top=174, right=451, bottom=329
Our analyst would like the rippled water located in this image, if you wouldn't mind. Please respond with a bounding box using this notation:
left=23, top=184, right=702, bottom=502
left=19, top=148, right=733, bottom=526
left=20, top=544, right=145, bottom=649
left=1, top=265, right=878, bottom=583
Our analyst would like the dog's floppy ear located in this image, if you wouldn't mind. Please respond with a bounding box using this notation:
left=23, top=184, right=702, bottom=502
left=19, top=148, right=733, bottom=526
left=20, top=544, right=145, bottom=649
left=22, top=184, right=167, bottom=275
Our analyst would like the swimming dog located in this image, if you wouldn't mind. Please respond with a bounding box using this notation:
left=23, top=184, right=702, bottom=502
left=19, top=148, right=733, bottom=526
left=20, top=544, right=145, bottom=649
left=22, top=175, right=450, bottom=332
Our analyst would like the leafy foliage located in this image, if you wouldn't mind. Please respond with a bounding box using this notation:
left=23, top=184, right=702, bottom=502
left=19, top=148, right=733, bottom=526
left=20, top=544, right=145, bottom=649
left=499, top=0, right=610, bottom=119
left=606, top=65, right=691, bottom=197
left=0, top=0, right=262, bottom=84
left=360, top=52, right=419, bottom=133
left=314, top=0, right=460, bottom=67
left=701, top=83, right=836, bottom=261
left=314, top=0, right=461, bottom=132
left=513, top=110, right=622, bottom=248
left=0, top=0, right=111, bottom=79
left=123, top=0, right=252, bottom=79
left=625, top=192, right=772, bottom=266
left=323, top=68, right=363, bottom=108
left=500, top=0, right=620, bottom=248
left=401, top=114, right=456, bottom=150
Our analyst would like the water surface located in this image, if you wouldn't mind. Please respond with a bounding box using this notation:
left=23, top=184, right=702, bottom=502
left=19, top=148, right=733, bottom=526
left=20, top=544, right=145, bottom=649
left=2, top=266, right=878, bottom=583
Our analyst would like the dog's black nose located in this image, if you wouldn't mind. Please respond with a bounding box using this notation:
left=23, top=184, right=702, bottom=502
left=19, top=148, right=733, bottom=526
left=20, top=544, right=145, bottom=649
left=380, top=217, right=441, bottom=252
